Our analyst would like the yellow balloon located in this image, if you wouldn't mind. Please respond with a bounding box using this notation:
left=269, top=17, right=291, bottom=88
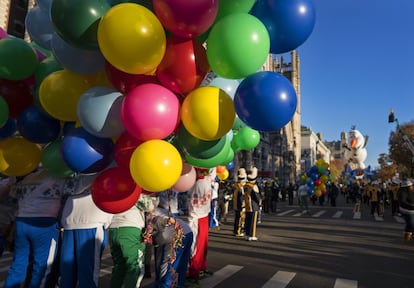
left=181, top=86, right=235, bottom=140
left=217, top=169, right=229, bottom=181
left=97, top=3, right=166, bottom=75
left=0, top=137, right=42, bottom=176
left=130, top=140, right=182, bottom=192
left=39, top=70, right=93, bottom=121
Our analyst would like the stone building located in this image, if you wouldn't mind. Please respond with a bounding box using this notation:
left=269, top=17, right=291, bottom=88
left=0, top=0, right=34, bottom=39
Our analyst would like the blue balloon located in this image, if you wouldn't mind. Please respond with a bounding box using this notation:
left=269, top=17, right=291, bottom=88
left=61, top=127, right=114, bottom=174
left=0, top=119, right=17, bottom=139
left=251, top=0, right=316, bottom=54
left=17, top=106, right=61, bottom=144
left=226, top=161, right=234, bottom=170
left=234, top=71, right=297, bottom=131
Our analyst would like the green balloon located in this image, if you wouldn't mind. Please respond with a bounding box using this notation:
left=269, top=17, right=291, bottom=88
left=41, top=139, right=75, bottom=178
left=216, top=0, right=257, bottom=22
left=0, top=96, right=9, bottom=127
left=177, top=125, right=227, bottom=159
left=206, top=13, right=270, bottom=79
left=51, top=0, right=111, bottom=50
left=237, top=126, right=261, bottom=150
left=0, top=37, right=39, bottom=80
left=184, top=138, right=231, bottom=169
left=34, top=56, right=63, bottom=87
left=232, top=117, right=247, bottom=131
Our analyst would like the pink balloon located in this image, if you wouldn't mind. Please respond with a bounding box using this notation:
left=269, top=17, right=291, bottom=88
left=121, top=83, right=181, bottom=141
left=0, top=27, right=8, bottom=39
left=172, top=162, right=196, bottom=192
left=153, top=0, right=218, bottom=38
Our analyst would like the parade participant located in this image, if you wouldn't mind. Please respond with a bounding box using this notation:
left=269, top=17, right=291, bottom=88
left=3, top=169, right=88, bottom=288
left=298, top=182, right=309, bottom=213
left=244, top=167, right=261, bottom=241
left=398, top=180, right=414, bottom=240
left=186, top=168, right=214, bottom=285
left=108, top=198, right=147, bottom=288
left=59, top=177, right=113, bottom=288
left=0, top=176, right=17, bottom=258
left=209, top=178, right=220, bottom=230
left=389, top=181, right=400, bottom=216
left=233, top=168, right=247, bottom=237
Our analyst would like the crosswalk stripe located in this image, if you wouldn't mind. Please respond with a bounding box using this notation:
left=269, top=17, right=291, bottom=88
left=334, top=278, right=358, bottom=288
left=332, top=211, right=343, bottom=218
left=293, top=211, right=308, bottom=216
left=262, top=270, right=296, bottom=288
left=276, top=209, right=295, bottom=216
left=312, top=210, right=326, bottom=217
left=200, top=264, right=243, bottom=288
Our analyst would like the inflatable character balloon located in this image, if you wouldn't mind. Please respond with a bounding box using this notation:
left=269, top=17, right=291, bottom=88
left=344, top=126, right=368, bottom=169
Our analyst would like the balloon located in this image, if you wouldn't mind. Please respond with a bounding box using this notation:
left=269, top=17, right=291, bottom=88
left=17, top=106, right=61, bottom=144
left=216, top=165, right=226, bottom=174
left=181, top=86, right=235, bottom=141
left=0, top=79, right=34, bottom=119
left=156, top=37, right=210, bottom=94
left=92, top=167, right=141, bottom=214
left=39, top=69, right=94, bottom=121
left=171, top=162, right=196, bottom=192
left=184, top=137, right=231, bottom=168
left=153, top=0, right=218, bottom=38
left=97, top=3, right=166, bottom=74
left=226, top=161, right=234, bottom=170
left=206, top=13, right=270, bottom=79
left=77, top=86, right=125, bottom=138
left=105, top=62, right=160, bottom=94
left=0, top=27, right=7, bottom=39
left=217, top=169, right=229, bottom=181
left=0, top=37, right=39, bottom=80
left=0, top=137, right=42, bottom=176
left=207, top=77, right=240, bottom=99
left=34, top=56, right=63, bottom=87
left=121, top=83, right=180, bottom=141
left=61, top=127, right=114, bottom=174
left=129, top=140, right=182, bottom=192
left=175, top=125, right=227, bottom=159
left=36, top=0, right=53, bottom=12
left=231, top=126, right=260, bottom=152
left=0, top=97, right=9, bottom=127
left=51, top=0, right=111, bottom=50
left=114, top=131, right=142, bottom=170
left=111, top=0, right=154, bottom=11
left=51, top=33, right=106, bottom=74
left=41, top=139, right=75, bottom=178
left=234, top=71, right=297, bottom=131
left=250, top=0, right=316, bottom=54
left=0, top=119, right=17, bottom=139
left=25, top=6, right=54, bottom=50
left=216, top=0, right=256, bottom=21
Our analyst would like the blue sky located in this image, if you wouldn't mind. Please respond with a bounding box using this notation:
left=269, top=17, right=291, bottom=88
left=293, top=0, right=414, bottom=169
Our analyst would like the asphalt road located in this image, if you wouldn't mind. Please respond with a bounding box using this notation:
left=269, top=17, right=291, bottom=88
left=1, top=195, right=414, bottom=288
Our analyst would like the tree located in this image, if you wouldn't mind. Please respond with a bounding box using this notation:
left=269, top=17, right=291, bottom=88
left=375, top=153, right=398, bottom=181
left=388, top=121, right=414, bottom=178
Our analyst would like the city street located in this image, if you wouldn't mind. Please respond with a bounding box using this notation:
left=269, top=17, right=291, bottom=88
left=1, top=195, right=414, bottom=287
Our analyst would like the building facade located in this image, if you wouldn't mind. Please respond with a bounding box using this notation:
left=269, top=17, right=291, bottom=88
left=0, top=0, right=34, bottom=39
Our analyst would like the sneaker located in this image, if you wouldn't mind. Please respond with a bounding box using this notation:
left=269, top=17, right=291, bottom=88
left=185, top=278, right=200, bottom=288
left=250, top=236, right=258, bottom=241
left=199, top=270, right=214, bottom=278
left=234, top=233, right=245, bottom=237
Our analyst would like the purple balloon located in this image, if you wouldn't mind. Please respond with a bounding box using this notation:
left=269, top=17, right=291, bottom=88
left=0, top=27, right=8, bottom=39
left=234, top=71, right=297, bottom=132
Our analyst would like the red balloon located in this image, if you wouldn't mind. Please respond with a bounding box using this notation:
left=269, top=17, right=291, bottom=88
left=156, top=37, right=210, bottom=95
left=0, top=79, right=34, bottom=118
left=114, top=131, right=142, bottom=169
left=154, top=0, right=218, bottom=38
left=105, top=62, right=160, bottom=94
left=91, top=167, right=142, bottom=214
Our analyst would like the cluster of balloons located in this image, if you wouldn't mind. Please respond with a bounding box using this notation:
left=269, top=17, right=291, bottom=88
left=301, top=159, right=332, bottom=197
left=0, top=0, right=315, bottom=213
